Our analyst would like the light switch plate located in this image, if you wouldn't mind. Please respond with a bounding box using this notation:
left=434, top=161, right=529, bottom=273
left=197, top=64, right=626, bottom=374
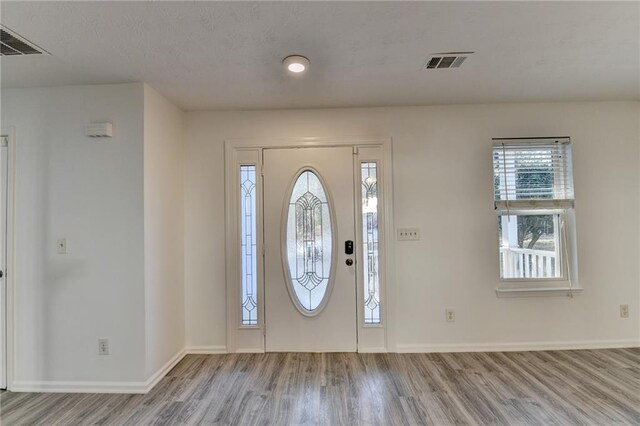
left=620, top=304, right=629, bottom=318
left=397, top=228, right=420, bottom=241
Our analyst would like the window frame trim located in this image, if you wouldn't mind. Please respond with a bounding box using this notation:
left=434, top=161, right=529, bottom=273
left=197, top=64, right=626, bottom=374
left=229, top=149, right=265, bottom=340
left=492, top=137, right=579, bottom=297
left=495, top=209, right=580, bottom=294
left=353, top=146, right=390, bottom=344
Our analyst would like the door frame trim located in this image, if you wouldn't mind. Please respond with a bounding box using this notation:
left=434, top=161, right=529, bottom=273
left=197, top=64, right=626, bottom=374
left=0, top=128, right=16, bottom=390
left=224, top=136, right=395, bottom=353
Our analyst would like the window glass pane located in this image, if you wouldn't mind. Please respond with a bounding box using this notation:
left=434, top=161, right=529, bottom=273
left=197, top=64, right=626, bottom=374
left=286, top=170, right=332, bottom=312
left=494, top=148, right=554, bottom=200
left=240, top=165, right=257, bottom=325
left=498, top=214, right=561, bottom=279
left=361, top=162, right=381, bottom=324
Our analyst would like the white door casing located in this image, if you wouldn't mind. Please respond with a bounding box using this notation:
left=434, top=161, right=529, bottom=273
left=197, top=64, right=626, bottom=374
left=0, top=136, right=7, bottom=389
left=0, top=130, right=14, bottom=389
left=263, top=147, right=356, bottom=352
left=224, top=137, right=394, bottom=354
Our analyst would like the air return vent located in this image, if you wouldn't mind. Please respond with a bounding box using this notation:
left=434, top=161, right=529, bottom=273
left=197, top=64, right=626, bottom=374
left=424, top=52, right=473, bottom=70
left=0, top=26, right=46, bottom=56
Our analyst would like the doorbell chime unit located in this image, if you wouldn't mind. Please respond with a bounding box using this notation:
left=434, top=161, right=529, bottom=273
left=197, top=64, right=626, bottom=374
left=85, top=122, right=113, bottom=138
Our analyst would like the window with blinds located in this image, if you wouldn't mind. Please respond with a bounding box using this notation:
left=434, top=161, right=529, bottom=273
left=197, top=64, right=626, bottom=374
left=493, top=137, right=574, bottom=210
left=492, top=137, right=576, bottom=282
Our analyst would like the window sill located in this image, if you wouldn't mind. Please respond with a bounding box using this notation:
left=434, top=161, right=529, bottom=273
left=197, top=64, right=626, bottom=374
left=495, top=286, right=583, bottom=298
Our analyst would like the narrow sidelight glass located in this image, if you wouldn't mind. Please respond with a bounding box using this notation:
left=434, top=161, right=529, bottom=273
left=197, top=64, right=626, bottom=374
left=361, top=162, right=381, bottom=324
left=240, top=165, right=258, bottom=325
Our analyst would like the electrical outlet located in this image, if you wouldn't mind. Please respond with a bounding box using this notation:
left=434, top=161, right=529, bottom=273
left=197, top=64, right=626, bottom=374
left=57, top=238, right=68, bottom=254
left=620, top=304, right=629, bottom=318
left=446, top=309, right=455, bottom=322
left=98, top=338, right=110, bottom=355
left=397, top=228, right=420, bottom=241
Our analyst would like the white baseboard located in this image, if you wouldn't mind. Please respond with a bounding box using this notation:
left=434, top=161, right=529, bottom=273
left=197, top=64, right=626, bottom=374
left=11, top=340, right=637, bottom=393
left=144, top=348, right=187, bottom=392
left=11, top=380, right=153, bottom=394
left=234, top=348, right=265, bottom=353
left=11, top=348, right=186, bottom=394
left=186, top=345, right=227, bottom=354
left=396, top=339, right=640, bottom=353
left=359, top=347, right=387, bottom=353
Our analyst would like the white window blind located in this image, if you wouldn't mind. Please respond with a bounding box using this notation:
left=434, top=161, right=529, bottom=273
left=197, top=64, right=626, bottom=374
left=493, top=137, right=574, bottom=210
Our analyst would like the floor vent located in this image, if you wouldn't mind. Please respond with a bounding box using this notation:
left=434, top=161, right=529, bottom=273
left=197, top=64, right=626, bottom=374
left=425, top=52, right=473, bottom=70
left=0, top=26, right=47, bottom=56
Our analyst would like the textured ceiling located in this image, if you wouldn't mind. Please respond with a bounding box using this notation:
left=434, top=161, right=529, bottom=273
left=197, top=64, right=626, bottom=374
left=1, top=1, right=638, bottom=111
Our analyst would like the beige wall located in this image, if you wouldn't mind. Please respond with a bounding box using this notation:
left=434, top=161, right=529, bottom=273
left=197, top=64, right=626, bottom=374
left=143, top=85, right=186, bottom=376
left=185, top=101, right=640, bottom=351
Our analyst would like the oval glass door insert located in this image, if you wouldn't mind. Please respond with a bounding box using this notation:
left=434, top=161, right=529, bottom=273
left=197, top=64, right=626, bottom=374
left=284, top=169, right=334, bottom=314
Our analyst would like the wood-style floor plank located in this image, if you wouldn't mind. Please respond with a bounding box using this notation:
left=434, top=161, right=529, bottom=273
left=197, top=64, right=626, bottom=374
left=1, top=348, right=638, bottom=425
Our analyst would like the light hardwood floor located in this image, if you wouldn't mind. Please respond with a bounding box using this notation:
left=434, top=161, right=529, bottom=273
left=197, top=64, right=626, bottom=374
left=1, top=348, right=639, bottom=425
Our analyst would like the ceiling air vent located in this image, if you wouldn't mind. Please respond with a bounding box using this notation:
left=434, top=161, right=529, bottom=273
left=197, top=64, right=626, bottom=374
left=0, top=26, right=47, bottom=56
left=424, top=52, right=473, bottom=70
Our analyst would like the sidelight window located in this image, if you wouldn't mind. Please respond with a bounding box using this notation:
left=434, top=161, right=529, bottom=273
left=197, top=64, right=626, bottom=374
left=361, top=162, right=381, bottom=324
left=240, top=165, right=258, bottom=325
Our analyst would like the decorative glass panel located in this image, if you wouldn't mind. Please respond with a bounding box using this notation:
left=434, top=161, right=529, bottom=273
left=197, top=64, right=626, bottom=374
left=240, top=165, right=258, bottom=325
left=285, top=170, right=332, bottom=312
left=361, top=162, right=381, bottom=324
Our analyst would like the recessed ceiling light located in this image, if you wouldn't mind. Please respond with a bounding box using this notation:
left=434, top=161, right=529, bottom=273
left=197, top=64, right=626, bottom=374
left=283, top=55, right=309, bottom=73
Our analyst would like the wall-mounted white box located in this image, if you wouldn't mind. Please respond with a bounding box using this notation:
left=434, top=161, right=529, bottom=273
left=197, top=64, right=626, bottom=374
left=85, top=122, right=113, bottom=138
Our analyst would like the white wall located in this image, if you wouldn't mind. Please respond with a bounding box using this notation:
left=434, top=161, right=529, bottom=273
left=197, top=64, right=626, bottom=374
left=1, top=84, right=147, bottom=382
left=1, top=82, right=186, bottom=389
left=143, top=85, right=185, bottom=376
left=185, top=101, right=640, bottom=350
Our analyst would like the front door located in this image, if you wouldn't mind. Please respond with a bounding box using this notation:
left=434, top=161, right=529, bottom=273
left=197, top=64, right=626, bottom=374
left=263, top=147, right=357, bottom=352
